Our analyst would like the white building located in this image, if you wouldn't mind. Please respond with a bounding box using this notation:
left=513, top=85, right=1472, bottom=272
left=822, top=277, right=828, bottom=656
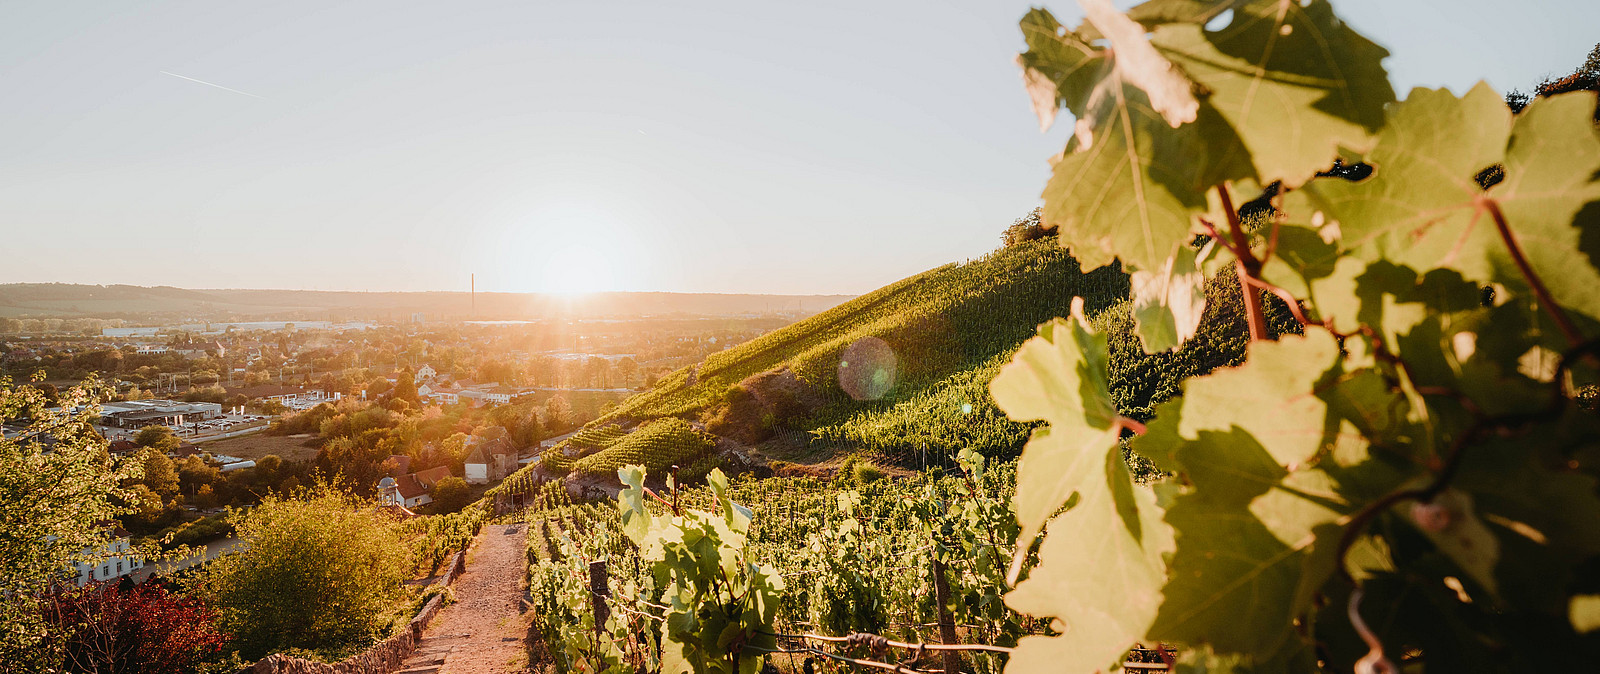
left=463, top=436, right=516, bottom=485
left=378, top=466, right=452, bottom=508
left=73, top=526, right=144, bottom=586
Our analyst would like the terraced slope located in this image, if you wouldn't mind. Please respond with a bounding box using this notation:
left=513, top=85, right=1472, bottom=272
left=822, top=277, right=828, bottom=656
left=579, top=239, right=1132, bottom=464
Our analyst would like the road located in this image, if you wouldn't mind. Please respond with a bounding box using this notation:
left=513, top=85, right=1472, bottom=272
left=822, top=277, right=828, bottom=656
left=131, top=536, right=245, bottom=582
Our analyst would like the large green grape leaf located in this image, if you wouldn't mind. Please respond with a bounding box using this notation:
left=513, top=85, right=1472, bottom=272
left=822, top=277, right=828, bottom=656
left=1135, top=329, right=1416, bottom=658
left=1310, top=85, right=1600, bottom=323
left=1019, top=4, right=1253, bottom=273
left=1004, top=445, right=1175, bottom=674
left=1169, top=327, right=1365, bottom=465
left=1148, top=0, right=1396, bottom=187
left=990, top=313, right=1119, bottom=551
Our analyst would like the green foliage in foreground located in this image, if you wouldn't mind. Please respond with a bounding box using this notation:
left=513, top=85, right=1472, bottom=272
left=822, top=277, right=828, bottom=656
left=0, top=376, right=142, bottom=669
left=192, top=485, right=411, bottom=660
left=1001, top=1, right=1600, bottom=671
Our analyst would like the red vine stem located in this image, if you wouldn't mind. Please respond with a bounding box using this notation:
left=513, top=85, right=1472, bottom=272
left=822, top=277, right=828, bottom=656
left=1215, top=186, right=1270, bottom=341
left=1483, top=198, right=1584, bottom=347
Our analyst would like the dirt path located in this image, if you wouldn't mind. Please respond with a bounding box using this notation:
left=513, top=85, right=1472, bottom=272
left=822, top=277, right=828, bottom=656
left=398, top=524, right=529, bottom=674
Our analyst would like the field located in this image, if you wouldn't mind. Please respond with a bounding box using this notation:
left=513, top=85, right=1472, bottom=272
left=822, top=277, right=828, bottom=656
left=198, top=432, right=319, bottom=462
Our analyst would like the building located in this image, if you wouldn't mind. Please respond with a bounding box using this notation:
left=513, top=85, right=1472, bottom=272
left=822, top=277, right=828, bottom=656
left=379, top=465, right=452, bottom=508
left=416, top=364, right=437, bottom=381
left=97, top=400, right=223, bottom=429
left=463, top=436, right=516, bottom=485
left=73, top=525, right=144, bottom=586
left=173, top=341, right=226, bottom=359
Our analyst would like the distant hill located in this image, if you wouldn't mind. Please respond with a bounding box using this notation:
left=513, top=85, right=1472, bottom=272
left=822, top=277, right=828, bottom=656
left=0, top=284, right=853, bottom=321
left=546, top=238, right=1134, bottom=473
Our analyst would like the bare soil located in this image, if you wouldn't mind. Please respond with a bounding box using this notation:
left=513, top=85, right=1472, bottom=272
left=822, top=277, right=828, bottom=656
left=198, top=432, right=320, bottom=462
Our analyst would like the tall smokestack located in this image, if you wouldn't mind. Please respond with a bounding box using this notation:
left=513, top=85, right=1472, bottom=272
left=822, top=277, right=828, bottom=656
left=471, top=274, right=476, bottom=317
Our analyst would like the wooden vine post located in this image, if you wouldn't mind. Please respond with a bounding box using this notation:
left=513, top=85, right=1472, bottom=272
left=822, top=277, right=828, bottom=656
left=931, top=557, right=962, bottom=674
left=589, top=560, right=611, bottom=636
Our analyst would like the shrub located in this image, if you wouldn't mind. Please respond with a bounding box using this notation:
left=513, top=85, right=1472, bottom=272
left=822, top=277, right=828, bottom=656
left=192, top=484, right=410, bottom=659
left=39, top=580, right=226, bottom=674
left=851, top=461, right=885, bottom=485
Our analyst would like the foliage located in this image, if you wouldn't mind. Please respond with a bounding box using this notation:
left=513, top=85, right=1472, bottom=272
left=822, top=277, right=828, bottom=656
left=523, top=454, right=1031, bottom=674
left=617, top=467, right=784, bottom=674
left=570, top=418, right=715, bottom=477
left=0, top=375, right=141, bottom=668
left=428, top=476, right=473, bottom=514
left=191, top=484, right=410, bottom=659
left=397, top=498, right=490, bottom=574
left=39, top=580, right=226, bottom=674
left=998, top=1, right=1600, bottom=671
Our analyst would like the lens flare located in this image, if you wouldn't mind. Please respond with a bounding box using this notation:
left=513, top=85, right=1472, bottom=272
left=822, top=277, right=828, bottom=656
left=838, top=337, right=897, bottom=401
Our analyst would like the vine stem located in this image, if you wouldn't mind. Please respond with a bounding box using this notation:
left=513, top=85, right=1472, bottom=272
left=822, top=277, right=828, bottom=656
left=1483, top=198, right=1583, bottom=347
left=1216, top=186, right=1270, bottom=341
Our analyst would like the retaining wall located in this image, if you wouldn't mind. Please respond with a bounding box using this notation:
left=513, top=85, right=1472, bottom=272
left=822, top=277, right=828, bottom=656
left=242, top=549, right=466, bottom=674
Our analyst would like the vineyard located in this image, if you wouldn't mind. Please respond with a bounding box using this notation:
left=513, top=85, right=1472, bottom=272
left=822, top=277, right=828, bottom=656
left=507, top=0, right=1600, bottom=672
left=521, top=454, right=1036, bottom=673
left=569, top=418, right=717, bottom=476
left=594, top=239, right=1130, bottom=436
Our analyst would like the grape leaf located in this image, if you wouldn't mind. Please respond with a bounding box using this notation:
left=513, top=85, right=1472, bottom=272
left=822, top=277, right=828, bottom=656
left=1167, top=327, right=1365, bottom=465
left=1132, top=243, right=1210, bottom=352
left=1135, top=329, right=1415, bottom=658
left=1310, top=85, right=1600, bottom=322
left=1149, top=0, right=1395, bottom=187
left=1004, top=446, right=1174, bottom=674
left=990, top=312, right=1119, bottom=553
left=1018, top=6, right=1253, bottom=273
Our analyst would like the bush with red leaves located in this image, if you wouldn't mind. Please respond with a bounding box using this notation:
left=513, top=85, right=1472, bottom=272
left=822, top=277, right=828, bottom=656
left=40, top=580, right=227, bottom=674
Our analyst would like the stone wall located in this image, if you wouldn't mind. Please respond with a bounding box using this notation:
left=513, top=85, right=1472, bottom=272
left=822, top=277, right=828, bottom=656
left=242, top=549, right=467, bottom=674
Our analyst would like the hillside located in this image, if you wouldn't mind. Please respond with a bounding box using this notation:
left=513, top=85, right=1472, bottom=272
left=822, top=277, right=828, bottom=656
left=529, top=235, right=1287, bottom=480
left=538, top=239, right=1131, bottom=475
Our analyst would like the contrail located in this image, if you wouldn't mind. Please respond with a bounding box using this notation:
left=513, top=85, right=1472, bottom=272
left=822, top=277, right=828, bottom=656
left=160, top=71, right=265, bottom=99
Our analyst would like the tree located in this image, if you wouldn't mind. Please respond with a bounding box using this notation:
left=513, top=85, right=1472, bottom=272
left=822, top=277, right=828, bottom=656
left=192, top=484, right=409, bottom=658
left=0, top=377, right=139, bottom=667
left=544, top=394, right=573, bottom=432
left=615, top=357, right=639, bottom=387
left=390, top=368, right=418, bottom=405
left=133, top=426, right=179, bottom=454
left=39, top=580, right=226, bottom=674
left=429, top=476, right=472, bottom=514
left=136, top=449, right=179, bottom=501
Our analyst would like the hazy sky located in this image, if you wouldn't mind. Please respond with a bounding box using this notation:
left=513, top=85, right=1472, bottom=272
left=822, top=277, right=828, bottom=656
left=2, top=1, right=1595, bottom=295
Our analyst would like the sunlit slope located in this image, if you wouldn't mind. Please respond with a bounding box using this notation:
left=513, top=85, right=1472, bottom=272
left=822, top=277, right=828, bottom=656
left=594, top=238, right=1130, bottom=459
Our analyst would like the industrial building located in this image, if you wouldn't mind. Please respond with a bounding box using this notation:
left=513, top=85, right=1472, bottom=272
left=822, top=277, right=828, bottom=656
left=97, top=399, right=223, bottom=428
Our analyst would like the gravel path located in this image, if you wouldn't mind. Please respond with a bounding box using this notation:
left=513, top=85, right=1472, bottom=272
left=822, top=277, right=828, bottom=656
left=399, top=524, right=529, bottom=674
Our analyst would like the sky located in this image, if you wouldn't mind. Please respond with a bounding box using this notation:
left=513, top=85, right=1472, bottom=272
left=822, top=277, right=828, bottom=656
left=1, top=0, right=1596, bottom=295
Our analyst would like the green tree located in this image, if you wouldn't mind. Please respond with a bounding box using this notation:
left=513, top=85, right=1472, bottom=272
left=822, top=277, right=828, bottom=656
left=429, top=476, right=472, bottom=514
left=136, top=448, right=180, bottom=500
left=192, top=484, right=409, bottom=658
left=0, top=376, right=139, bottom=668
left=390, top=368, right=418, bottom=405
left=134, top=425, right=180, bottom=453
